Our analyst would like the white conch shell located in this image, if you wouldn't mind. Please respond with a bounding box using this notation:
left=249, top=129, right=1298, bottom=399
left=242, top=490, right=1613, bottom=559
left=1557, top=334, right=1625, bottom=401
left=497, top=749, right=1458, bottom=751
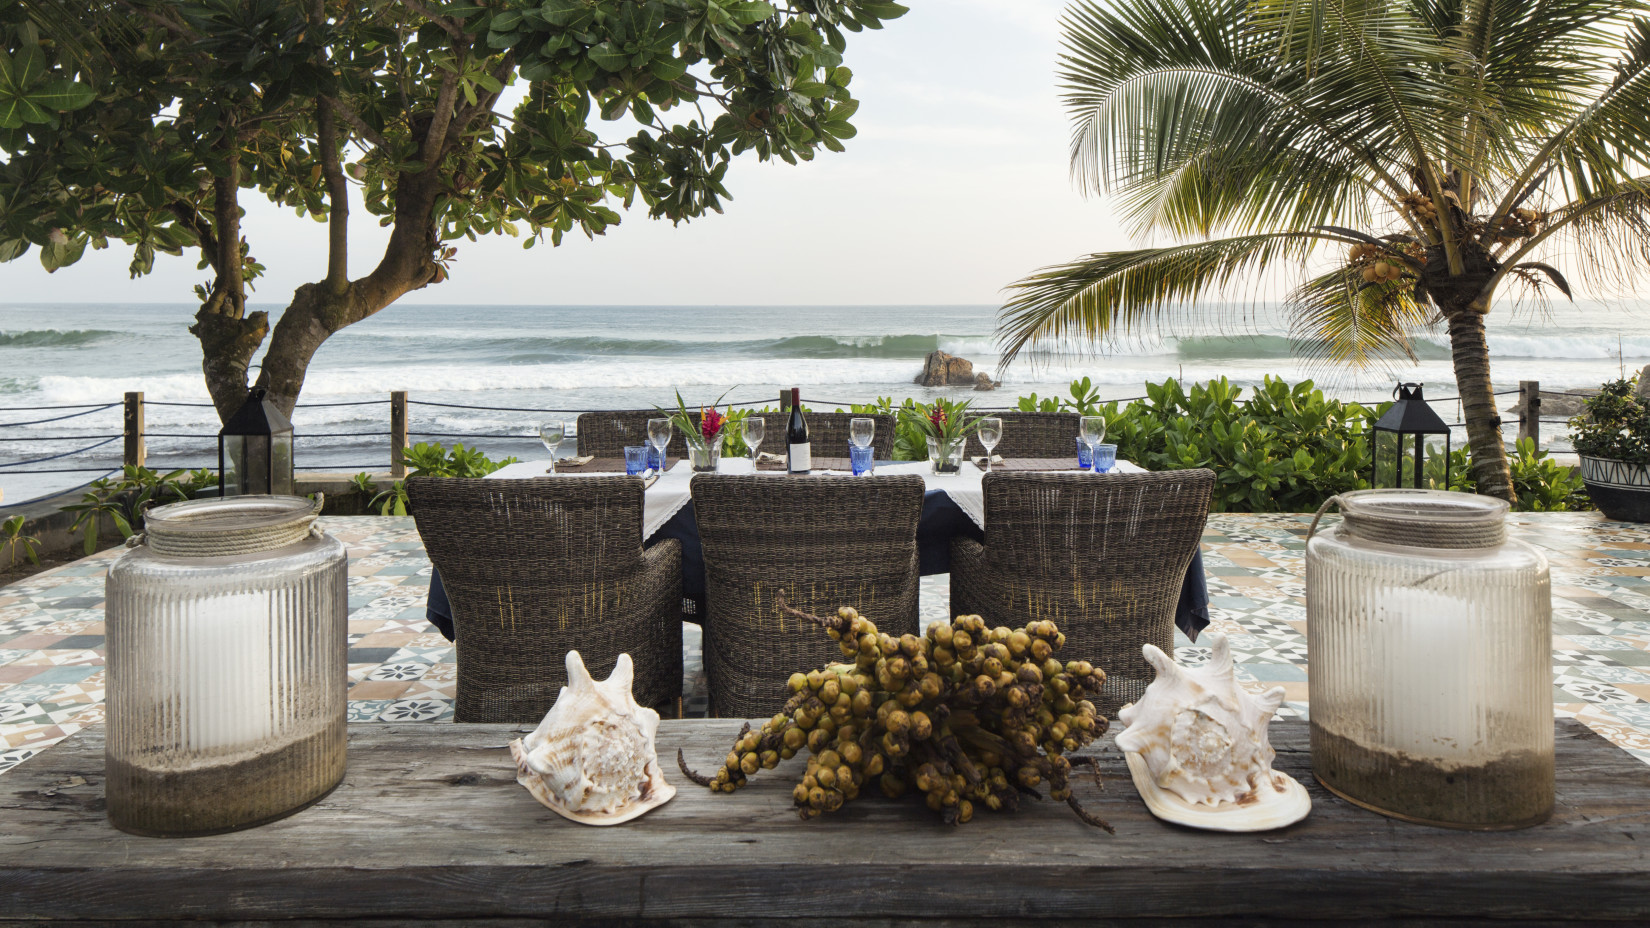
left=1115, top=633, right=1310, bottom=831
left=508, top=651, right=676, bottom=826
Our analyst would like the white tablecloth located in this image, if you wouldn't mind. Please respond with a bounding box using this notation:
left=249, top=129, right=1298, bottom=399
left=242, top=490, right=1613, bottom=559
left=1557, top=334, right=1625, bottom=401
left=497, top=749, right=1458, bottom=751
left=488, top=457, right=1144, bottom=539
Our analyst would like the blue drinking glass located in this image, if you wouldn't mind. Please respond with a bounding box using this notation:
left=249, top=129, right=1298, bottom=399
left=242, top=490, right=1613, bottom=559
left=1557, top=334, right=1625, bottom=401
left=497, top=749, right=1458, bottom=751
left=646, top=445, right=665, bottom=472
left=1076, top=437, right=1093, bottom=470
left=1093, top=443, right=1117, bottom=473
left=624, top=446, right=648, bottom=476
left=850, top=445, right=873, bottom=476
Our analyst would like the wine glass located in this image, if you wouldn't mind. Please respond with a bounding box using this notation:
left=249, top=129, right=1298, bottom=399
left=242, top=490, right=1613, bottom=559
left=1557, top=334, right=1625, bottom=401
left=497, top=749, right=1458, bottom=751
left=976, top=417, right=1002, bottom=472
left=538, top=420, right=566, bottom=474
left=1079, top=415, right=1107, bottom=472
left=849, top=417, right=875, bottom=451
left=743, top=415, right=766, bottom=463
left=646, top=417, right=672, bottom=474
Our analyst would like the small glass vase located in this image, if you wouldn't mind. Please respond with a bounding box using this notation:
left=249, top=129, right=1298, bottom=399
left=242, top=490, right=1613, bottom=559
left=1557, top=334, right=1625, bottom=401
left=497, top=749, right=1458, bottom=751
left=688, top=443, right=721, bottom=473
left=926, top=435, right=964, bottom=475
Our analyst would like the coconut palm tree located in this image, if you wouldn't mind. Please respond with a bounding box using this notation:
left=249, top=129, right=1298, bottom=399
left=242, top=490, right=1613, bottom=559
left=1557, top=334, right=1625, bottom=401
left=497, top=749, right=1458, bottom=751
left=999, top=0, right=1650, bottom=502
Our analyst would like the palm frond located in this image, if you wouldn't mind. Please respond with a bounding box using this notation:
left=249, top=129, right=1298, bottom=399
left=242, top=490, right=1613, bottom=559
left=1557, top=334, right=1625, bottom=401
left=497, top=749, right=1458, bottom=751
left=1287, top=266, right=1436, bottom=371
left=997, top=232, right=1333, bottom=368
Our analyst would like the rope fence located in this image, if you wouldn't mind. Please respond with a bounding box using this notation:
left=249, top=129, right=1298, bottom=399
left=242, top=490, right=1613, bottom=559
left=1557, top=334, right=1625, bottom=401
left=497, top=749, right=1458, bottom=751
left=0, top=436, right=120, bottom=469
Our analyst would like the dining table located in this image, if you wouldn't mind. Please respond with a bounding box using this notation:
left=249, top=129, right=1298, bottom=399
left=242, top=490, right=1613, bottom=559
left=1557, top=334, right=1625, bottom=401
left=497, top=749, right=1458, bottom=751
left=423, top=456, right=1210, bottom=640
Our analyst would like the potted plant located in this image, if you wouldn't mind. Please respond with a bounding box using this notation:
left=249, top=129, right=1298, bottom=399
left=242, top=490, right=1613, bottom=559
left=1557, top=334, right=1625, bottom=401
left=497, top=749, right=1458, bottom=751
left=900, top=399, right=984, bottom=475
left=1571, top=378, right=1650, bottom=521
left=667, top=390, right=730, bottom=473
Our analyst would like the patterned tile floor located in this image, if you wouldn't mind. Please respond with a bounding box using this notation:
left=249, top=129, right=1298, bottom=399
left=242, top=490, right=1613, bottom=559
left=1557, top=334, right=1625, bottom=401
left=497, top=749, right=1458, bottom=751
left=3, top=513, right=1649, bottom=775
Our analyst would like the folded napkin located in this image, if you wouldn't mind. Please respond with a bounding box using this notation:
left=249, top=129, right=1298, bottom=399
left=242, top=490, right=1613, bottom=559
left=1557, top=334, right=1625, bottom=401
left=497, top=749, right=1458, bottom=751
left=557, top=454, right=596, bottom=467
left=971, top=454, right=1004, bottom=467
left=642, top=474, right=660, bottom=489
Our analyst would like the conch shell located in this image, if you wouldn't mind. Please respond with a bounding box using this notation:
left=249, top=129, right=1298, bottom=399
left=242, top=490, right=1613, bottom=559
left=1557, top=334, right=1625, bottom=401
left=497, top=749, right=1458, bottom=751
left=509, top=651, right=676, bottom=825
left=1115, top=633, right=1310, bottom=831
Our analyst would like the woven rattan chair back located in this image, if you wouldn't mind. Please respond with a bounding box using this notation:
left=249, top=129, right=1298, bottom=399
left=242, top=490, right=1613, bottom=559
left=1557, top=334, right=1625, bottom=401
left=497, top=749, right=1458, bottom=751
left=406, top=477, right=682, bottom=723
left=691, top=473, right=924, bottom=717
left=967, top=411, right=1080, bottom=460
left=950, top=470, right=1213, bottom=716
left=576, top=410, right=669, bottom=458
left=744, top=411, right=896, bottom=460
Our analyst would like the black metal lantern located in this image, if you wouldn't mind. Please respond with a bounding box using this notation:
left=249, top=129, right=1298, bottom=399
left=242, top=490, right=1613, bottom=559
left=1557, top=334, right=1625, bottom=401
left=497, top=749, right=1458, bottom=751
left=218, top=387, right=295, bottom=497
left=1372, top=382, right=1452, bottom=489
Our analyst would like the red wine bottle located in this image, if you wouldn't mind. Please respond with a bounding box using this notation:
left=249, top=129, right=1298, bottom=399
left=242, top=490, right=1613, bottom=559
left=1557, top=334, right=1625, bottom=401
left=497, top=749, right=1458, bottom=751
left=786, top=387, right=811, bottom=474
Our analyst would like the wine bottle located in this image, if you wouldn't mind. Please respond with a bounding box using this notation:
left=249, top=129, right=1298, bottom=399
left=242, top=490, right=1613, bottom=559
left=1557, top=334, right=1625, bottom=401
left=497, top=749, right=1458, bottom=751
left=786, top=387, right=811, bottom=474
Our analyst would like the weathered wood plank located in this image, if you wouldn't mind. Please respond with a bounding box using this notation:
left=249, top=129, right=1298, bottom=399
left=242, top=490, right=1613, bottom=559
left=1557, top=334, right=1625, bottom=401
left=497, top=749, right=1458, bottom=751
left=0, top=720, right=1645, bottom=924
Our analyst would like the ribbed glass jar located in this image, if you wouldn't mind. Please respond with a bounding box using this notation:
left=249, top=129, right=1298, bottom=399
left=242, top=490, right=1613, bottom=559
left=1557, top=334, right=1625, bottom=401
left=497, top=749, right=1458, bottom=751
left=1306, top=489, right=1552, bottom=830
left=104, top=496, right=347, bottom=836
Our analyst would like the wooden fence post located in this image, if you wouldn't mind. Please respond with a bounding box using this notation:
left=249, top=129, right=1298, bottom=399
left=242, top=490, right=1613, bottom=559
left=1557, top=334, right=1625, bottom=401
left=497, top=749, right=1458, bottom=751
left=390, top=391, right=408, bottom=478
left=123, top=391, right=145, bottom=468
left=1518, top=380, right=1540, bottom=448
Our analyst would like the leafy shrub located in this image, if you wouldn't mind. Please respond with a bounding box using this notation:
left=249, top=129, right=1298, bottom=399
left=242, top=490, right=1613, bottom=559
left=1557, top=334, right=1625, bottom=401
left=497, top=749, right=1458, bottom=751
left=1570, top=378, right=1650, bottom=465
left=402, top=442, right=518, bottom=478
left=59, top=465, right=216, bottom=554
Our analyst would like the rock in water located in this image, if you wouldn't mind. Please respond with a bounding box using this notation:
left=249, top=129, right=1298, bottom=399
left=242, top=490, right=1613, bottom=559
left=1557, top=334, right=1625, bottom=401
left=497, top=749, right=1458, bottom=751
left=916, top=350, right=976, bottom=387
left=972, top=372, right=999, bottom=391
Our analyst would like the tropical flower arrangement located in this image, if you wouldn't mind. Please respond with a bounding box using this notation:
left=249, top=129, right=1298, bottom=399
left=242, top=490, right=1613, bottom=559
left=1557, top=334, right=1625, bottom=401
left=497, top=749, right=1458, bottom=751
left=665, top=389, right=732, bottom=471
left=898, top=399, right=984, bottom=472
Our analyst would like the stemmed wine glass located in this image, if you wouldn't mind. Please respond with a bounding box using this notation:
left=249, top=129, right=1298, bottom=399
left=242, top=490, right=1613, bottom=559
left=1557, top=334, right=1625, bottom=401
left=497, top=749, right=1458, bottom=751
left=743, top=415, right=766, bottom=464
left=1080, top=416, right=1107, bottom=473
left=849, top=417, right=875, bottom=475
left=976, top=417, right=1002, bottom=472
left=538, top=420, right=566, bottom=474
left=646, top=417, right=672, bottom=475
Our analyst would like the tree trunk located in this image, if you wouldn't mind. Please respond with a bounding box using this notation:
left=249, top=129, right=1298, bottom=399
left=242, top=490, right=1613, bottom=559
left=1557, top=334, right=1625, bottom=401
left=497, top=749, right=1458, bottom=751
left=1445, top=307, right=1515, bottom=503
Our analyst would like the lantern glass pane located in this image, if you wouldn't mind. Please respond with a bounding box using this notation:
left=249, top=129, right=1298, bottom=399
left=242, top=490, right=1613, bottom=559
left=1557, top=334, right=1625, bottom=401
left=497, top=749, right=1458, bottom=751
left=1374, top=430, right=1404, bottom=488
left=271, top=432, right=294, bottom=496
left=221, top=435, right=246, bottom=497
left=237, top=435, right=272, bottom=495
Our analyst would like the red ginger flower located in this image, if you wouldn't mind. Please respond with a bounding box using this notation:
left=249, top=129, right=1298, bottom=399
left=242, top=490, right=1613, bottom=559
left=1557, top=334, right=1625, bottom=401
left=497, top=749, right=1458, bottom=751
left=929, top=406, right=948, bottom=429
left=700, top=407, right=726, bottom=441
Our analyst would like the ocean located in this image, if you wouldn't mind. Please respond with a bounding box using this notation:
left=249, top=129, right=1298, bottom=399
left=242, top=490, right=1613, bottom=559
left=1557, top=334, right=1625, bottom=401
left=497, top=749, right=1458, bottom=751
left=2, top=300, right=1646, bottom=506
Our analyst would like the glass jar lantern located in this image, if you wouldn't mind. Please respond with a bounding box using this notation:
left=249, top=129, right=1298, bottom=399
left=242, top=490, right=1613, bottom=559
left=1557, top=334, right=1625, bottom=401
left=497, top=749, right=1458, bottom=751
left=1306, top=489, right=1552, bottom=829
left=104, top=496, right=347, bottom=836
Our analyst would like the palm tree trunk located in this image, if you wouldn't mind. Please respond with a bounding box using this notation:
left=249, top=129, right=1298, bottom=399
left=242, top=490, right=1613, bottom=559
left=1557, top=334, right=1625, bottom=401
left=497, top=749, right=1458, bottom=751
left=1445, top=308, right=1515, bottom=502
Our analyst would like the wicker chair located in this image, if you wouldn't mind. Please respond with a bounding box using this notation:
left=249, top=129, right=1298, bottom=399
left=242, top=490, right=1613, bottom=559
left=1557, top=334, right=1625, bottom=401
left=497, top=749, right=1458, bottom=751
left=967, top=411, right=1080, bottom=460
left=949, top=470, right=1214, bottom=717
left=406, top=477, right=683, bottom=723
left=692, top=474, right=924, bottom=717
left=576, top=410, right=667, bottom=457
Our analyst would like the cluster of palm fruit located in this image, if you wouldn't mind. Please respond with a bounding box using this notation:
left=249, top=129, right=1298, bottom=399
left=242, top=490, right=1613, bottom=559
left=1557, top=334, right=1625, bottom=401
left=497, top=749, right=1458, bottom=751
left=1346, top=242, right=1405, bottom=283
left=1490, top=207, right=1546, bottom=244
left=1400, top=190, right=1440, bottom=223
left=681, top=597, right=1112, bottom=828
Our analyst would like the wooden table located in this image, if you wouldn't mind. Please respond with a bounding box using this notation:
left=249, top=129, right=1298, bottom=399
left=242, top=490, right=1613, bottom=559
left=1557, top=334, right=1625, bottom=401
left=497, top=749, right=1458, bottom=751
left=2, top=720, right=1646, bottom=926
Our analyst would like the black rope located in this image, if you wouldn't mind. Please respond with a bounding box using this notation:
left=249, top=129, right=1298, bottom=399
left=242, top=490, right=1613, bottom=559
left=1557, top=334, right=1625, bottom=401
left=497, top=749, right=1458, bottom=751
left=0, top=402, right=117, bottom=411
left=408, top=432, right=533, bottom=440
left=0, top=433, right=123, bottom=442
left=0, top=435, right=121, bottom=467
left=143, top=432, right=221, bottom=439
left=5, top=471, right=120, bottom=506
left=0, top=465, right=122, bottom=473
left=292, top=431, right=396, bottom=438
left=139, top=401, right=217, bottom=407
left=292, top=400, right=388, bottom=407
left=408, top=400, right=590, bottom=413
left=0, top=403, right=120, bottom=427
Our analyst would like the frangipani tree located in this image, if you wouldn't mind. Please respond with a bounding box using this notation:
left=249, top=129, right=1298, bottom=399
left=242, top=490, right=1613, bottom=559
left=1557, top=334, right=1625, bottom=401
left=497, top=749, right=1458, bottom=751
left=999, top=0, right=1650, bottom=502
left=0, top=0, right=906, bottom=420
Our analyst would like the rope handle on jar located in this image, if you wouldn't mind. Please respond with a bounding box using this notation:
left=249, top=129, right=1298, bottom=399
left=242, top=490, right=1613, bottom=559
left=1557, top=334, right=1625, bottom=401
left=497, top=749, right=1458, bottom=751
left=1307, top=495, right=1342, bottom=542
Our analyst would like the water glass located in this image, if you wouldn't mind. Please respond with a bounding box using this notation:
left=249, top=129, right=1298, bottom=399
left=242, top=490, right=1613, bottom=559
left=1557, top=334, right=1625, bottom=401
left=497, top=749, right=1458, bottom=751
left=849, top=417, right=875, bottom=451
left=624, top=446, right=648, bottom=476
left=976, top=417, right=1002, bottom=472
left=743, top=415, right=766, bottom=460
left=850, top=444, right=874, bottom=476
left=538, top=420, right=566, bottom=474
left=646, top=417, right=672, bottom=473
left=1080, top=415, right=1107, bottom=474
left=1093, top=443, right=1117, bottom=473
left=1076, top=437, right=1093, bottom=470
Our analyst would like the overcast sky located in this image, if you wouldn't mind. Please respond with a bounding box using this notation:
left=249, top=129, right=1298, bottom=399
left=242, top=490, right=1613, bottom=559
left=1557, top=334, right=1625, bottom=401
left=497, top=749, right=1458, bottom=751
left=3, top=0, right=1139, bottom=307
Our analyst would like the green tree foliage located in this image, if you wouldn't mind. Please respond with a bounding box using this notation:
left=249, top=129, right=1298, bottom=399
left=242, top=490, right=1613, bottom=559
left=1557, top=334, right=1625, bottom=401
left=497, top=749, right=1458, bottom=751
left=1000, top=0, right=1650, bottom=504
left=0, top=0, right=906, bottom=419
